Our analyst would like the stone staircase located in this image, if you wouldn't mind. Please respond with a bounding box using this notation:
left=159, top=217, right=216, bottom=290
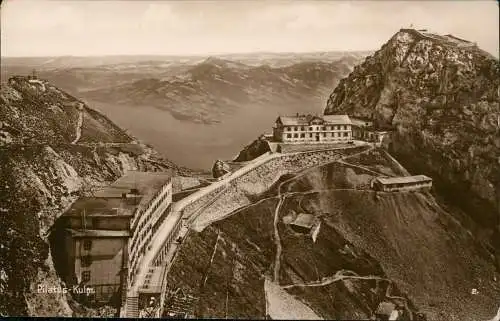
left=125, top=296, right=139, bottom=318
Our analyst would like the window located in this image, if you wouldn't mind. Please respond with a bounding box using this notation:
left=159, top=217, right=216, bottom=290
left=82, top=271, right=91, bottom=282
left=309, top=133, right=313, bottom=138
left=344, top=125, right=347, bottom=130
left=294, top=134, right=298, bottom=138
left=300, top=133, right=305, bottom=138
left=323, top=133, right=326, bottom=137
left=83, top=240, right=92, bottom=251
left=343, top=132, right=348, bottom=137
left=300, top=126, right=304, bottom=131
left=322, top=126, right=326, bottom=130
left=81, top=256, right=92, bottom=267
left=294, top=127, right=297, bottom=131
left=309, top=127, right=313, bottom=131
left=287, top=134, right=291, bottom=138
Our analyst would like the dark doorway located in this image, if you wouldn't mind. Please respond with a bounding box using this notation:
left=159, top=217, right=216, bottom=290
left=315, top=134, right=320, bottom=142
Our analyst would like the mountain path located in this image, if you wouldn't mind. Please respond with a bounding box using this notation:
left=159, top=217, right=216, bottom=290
left=281, top=269, right=413, bottom=319
left=281, top=269, right=389, bottom=289
left=201, top=231, right=221, bottom=290
left=272, top=195, right=285, bottom=282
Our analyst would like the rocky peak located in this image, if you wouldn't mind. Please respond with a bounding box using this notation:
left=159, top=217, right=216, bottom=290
left=324, top=28, right=499, bottom=257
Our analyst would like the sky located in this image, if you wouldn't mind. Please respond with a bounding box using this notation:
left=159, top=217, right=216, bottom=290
left=1, top=0, right=499, bottom=57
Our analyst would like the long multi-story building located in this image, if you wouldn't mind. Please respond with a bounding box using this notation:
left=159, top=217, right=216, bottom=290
left=372, top=175, right=432, bottom=192
left=58, top=171, right=173, bottom=305
left=272, top=114, right=353, bottom=143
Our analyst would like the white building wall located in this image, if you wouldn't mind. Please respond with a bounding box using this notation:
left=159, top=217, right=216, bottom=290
left=74, top=238, right=125, bottom=286
left=128, top=181, right=173, bottom=284
left=278, top=124, right=352, bottom=143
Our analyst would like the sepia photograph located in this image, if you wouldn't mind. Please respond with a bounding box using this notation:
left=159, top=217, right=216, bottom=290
left=0, top=0, right=499, bottom=320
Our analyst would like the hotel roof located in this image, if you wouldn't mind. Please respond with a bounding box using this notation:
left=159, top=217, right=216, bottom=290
left=94, top=171, right=172, bottom=198
left=350, top=117, right=373, bottom=127
left=65, top=197, right=138, bottom=217
left=375, top=175, right=432, bottom=185
left=322, top=115, right=352, bottom=125
left=277, top=114, right=352, bottom=126
left=290, top=213, right=316, bottom=229
left=65, top=171, right=173, bottom=217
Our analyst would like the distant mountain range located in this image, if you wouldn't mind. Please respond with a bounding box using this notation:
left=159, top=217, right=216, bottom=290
left=2, top=52, right=368, bottom=125
left=1, top=51, right=368, bottom=168
left=81, top=56, right=365, bottom=124
left=1, top=51, right=370, bottom=69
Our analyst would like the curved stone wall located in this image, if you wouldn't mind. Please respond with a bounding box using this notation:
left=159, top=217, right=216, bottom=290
left=191, top=149, right=347, bottom=231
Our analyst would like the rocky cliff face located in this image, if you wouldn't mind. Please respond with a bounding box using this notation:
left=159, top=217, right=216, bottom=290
left=0, top=76, right=187, bottom=316
left=324, top=29, right=500, bottom=251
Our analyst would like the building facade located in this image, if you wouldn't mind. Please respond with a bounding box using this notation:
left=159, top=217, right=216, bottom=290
left=58, top=171, right=174, bottom=305
left=351, top=117, right=390, bottom=145
left=63, top=229, right=129, bottom=303
left=127, top=173, right=173, bottom=288
left=273, top=114, right=353, bottom=144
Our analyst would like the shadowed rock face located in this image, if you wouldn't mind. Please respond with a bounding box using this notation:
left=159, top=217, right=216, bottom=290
left=0, top=76, right=184, bottom=316
left=324, top=29, right=500, bottom=251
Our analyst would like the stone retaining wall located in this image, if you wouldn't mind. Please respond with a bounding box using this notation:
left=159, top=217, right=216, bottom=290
left=192, top=149, right=348, bottom=231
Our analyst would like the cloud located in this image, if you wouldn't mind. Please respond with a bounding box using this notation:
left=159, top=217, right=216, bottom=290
left=140, top=3, right=203, bottom=32
left=2, top=0, right=84, bottom=32
left=1, top=0, right=497, bottom=57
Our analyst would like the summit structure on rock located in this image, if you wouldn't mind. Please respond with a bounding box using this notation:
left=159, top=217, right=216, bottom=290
left=324, top=28, right=500, bottom=262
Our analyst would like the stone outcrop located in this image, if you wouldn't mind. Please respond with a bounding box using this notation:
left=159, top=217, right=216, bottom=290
left=0, top=76, right=185, bottom=316
left=212, top=160, right=231, bottom=178
left=233, top=136, right=271, bottom=162
left=324, top=29, right=500, bottom=256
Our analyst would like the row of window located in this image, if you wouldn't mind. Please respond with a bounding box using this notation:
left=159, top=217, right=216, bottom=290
left=154, top=217, right=182, bottom=266
left=131, top=204, right=174, bottom=275
left=130, top=230, right=152, bottom=272
left=384, top=182, right=431, bottom=188
left=131, top=182, right=171, bottom=231
left=130, top=185, right=171, bottom=254
left=286, top=132, right=350, bottom=138
left=283, top=125, right=349, bottom=131
left=152, top=203, right=172, bottom=234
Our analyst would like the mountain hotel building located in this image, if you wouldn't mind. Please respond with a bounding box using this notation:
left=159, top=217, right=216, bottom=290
left=57, top=171, right=173, bottom=304
left=273, top=114, right=353, bottom=143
